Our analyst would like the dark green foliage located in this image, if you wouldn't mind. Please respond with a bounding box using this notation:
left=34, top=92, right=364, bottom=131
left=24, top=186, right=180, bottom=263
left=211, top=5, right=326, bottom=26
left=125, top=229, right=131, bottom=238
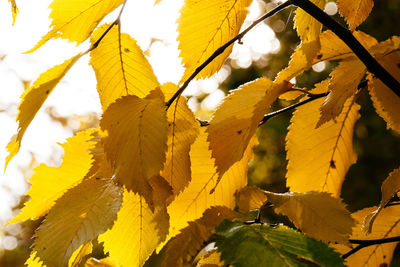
left=215, top=220, right=345, bottom=267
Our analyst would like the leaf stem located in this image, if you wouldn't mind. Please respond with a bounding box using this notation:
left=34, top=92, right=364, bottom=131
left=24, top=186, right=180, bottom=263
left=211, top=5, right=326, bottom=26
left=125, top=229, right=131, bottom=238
left=289, top=0, right=400, bottom=96
left=165, top=1, right=292, bottom=108
left=342, top=236, right=400, bottom=259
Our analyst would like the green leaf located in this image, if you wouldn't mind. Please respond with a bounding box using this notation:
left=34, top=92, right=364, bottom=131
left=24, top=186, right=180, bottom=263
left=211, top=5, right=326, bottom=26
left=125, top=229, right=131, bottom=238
left=215, top=221, right=345, bottom=267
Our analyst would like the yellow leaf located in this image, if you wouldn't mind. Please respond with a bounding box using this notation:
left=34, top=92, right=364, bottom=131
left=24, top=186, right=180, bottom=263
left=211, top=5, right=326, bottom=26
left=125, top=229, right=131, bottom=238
left=277, top=30, right=377, bottom=100
left=363, top=167, right=400, bottom=234
left=265, top=191, right=354, bottom=244
left=85, top=257, right=117, bottom=267
left=163, top=206, right=237, bottom=267
left=337, top=0, right=374, bottom=31
left=317, top=31, right=377, bottom=62
left=166, top=129, right=256, bottom=242
left=25, top=252, right=43, bottom=267
left=90, top=24, right=159, bottom=110
left=5, top=54, right=82, bottom=169
left=100, top=89, right=168, bottom=206
left=368, top=50, right=400, bottom=134
left=8, top=0, right=18, bottom=25
left=196, top=249, right=224, bottom=267
left=207, top=78, right=286, bottom=177
left=237, top=186, right=267, bottom=213
left=318, top=57, right=366, bottom=125
left=334, top=206, right=400, bottom=266
left=161, top=83, right=200, bottom=196
left=99, top=187, right=169, bottom=267
left=7, top=129, right=97, bottom=225
left=293, top=0, right=325, bottom=63
left=286, top=80, right=360, bottom=197
left=69, top=242, right=93, bottom=267
left=319, top=35, right=399, bottom=125
left=34, top=177, right=123, bottom=267
left=26, top=242, right=93, bottom=267
left=178, top=0, right=252, bottom=82
left=27, top=0, right=124, bottom=53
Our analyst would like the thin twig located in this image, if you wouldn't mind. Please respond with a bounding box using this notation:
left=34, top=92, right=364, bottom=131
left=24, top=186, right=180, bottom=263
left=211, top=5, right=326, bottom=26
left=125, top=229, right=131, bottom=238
left=342, top=236, right=400, bottom=259
left=165, top=1, right=292, bottom=108
left=290, top=0, right=400, bottom=96
left=87, top=0, right=128, bottom=52
left=259, top=92, right=328, bottom=126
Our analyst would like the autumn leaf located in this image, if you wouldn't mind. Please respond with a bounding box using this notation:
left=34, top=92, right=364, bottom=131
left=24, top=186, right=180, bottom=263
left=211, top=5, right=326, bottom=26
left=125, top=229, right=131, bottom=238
left=337, top=0, right=374, bottom=31
left=196, top=249, right=225, bottom=267
left=69, top=242, right=93, bottom=267
left=100, top=89, right=168, bottom=206
left=8, top=0, right=18, bottom=25
left=293, top=0, right=325, bottom=64
left=34, top=177, right=123, bottom=267
left=90, top=23, right=159, bottom=110
left=319, top=36, right=399, bottom=125
left=362, top=167, right=400, bottom=234
left=85, top=257, right=117, bottom=267
left=208, top=78, right=287, bottom=178
left=5, top=54, right=82, bottom=169
left=178, top=0, right=252, bottom=82
left=237, top=186, right=267, bottom=213
left=25, top=252, right=42, bottom=267
left=317, top=57, right=366, bottom=126
left=368, top=42, right=400, bottom=134
left=99, top=186, right=170, bottom=267
left=161, top=83, right=200, bottom=196
left=215, top=220, right=345, bottom=267
left=7, top=129, right=97, bottom=225
left=286, top=80, right=360, bottom=197
left=265, top=191, right=354, bottom=244
left=27, top=0, right=124, bottom=53
left=166, top=129, right=256, bottom=242
left=334, top=206, right=400, bottom=266
left=25, top=244, right=94, bottom=267
left=163, top=206, right=237, bottom=267
left=277, top=30, right=377, bottom=100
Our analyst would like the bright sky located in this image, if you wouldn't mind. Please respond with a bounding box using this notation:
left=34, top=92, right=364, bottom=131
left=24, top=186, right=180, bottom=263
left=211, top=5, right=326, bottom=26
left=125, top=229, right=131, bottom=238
left=0, top=0, right=315, bottom=251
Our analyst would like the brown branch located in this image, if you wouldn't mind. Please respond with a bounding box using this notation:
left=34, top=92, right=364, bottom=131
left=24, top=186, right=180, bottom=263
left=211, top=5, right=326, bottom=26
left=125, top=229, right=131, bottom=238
left=165, top=1, right=292, bottom=108
left=342, top=236, right=400, bottom=259
left=290, top=0, right=400, bottom=97
left=259, top=92, right=328, bottom=126
left=87, top=0, right=128, bottom=52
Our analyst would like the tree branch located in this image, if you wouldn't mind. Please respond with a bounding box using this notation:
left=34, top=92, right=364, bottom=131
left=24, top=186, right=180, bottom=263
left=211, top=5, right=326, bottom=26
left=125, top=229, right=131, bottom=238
left=165, top=1, right=292, bottom=108
left=88, top=0, right=128, bottom=52
left=259, top=92, right=328, bottom=126
left=342, top=236, right=400, bottom=259
left=290, top=0, right=400, bottom=97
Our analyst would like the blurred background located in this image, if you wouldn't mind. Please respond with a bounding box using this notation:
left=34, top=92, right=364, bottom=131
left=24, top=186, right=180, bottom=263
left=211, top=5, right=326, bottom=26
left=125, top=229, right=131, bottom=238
left=0, top=0, right=399, bottom=265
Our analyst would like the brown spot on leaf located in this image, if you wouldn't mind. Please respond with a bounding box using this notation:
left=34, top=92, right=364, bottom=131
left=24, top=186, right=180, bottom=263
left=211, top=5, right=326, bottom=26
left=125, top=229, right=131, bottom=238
left=379, top=263, right=388, bottom=267
left=237, top=130, right=242, bottom=135
left=45, top=90, right=49, bottom=94
left=317, top=54, right=323, bottom=59
left=330, top=160, right=336, bottom=169
left=124, top=48, right=130, bottom=53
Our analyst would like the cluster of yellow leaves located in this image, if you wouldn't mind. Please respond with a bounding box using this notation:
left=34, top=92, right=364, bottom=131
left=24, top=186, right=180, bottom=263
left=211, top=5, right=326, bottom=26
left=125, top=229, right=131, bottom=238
left=4, top=0, right=400, bottom=266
